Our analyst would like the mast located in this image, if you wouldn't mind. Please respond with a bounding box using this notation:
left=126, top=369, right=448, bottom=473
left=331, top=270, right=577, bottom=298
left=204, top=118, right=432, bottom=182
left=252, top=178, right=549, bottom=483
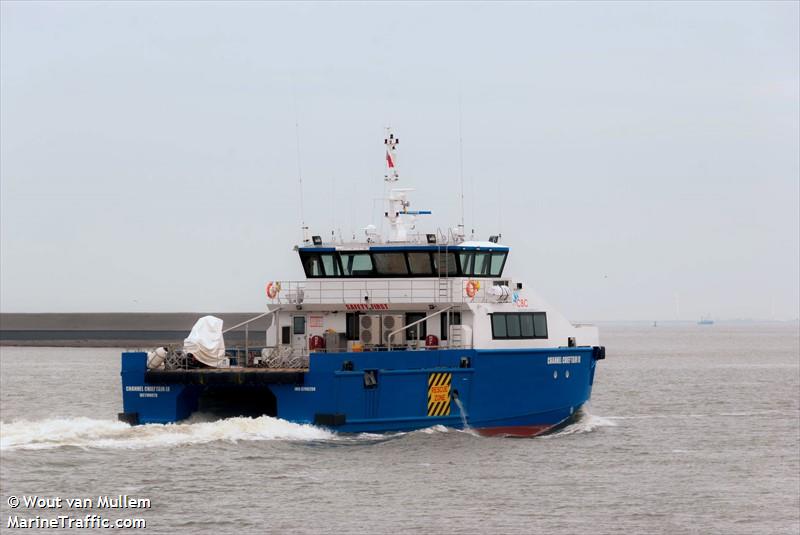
left=294, top=91, right=309, bottom=244
left=382, top=128, right=430, bottom=242
left=385, top=128, right=399, bottom=182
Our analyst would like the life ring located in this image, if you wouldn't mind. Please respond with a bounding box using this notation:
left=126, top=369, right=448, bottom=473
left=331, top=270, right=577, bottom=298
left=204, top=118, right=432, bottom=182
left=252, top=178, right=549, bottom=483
left=465, top=280, right=480, bottom=298
left=266, top=281, right=282, bottom=299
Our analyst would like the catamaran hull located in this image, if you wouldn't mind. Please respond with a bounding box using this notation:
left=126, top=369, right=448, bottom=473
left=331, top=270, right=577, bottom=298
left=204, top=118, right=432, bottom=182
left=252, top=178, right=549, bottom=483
left=120, top=346, right=604, bottom=435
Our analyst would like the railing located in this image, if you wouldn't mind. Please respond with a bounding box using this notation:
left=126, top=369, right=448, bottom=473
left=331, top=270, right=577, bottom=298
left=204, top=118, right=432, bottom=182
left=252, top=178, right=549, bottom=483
left=268, top=278, right=513, bottom=306
left=160, top=334, right=474, bottom=372
left=222, top=309, right=280, bottom=334
left=221, top=308, right=282, bottom=365
left=226, top=345, right=308, bottom=369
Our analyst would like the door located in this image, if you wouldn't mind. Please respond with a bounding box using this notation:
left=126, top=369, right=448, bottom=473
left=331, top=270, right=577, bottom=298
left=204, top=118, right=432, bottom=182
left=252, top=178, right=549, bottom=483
left=292, top=315, right=307, bottom=353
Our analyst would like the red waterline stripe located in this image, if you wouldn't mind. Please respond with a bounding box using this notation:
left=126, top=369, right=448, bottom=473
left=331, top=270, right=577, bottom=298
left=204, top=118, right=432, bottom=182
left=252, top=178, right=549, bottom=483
left=476, top=424, right=553, bottom=437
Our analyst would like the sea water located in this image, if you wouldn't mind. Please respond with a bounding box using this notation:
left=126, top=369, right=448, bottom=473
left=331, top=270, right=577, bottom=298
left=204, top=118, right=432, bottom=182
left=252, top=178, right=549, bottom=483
left=1, top=323, right=798, bottom=534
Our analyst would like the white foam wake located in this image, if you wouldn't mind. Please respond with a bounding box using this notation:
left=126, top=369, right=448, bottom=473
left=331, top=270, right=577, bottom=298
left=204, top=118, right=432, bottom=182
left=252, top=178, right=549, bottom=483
left=542, top=412, right=617, bottom=438
left=0, top=416, right=335, bottom=451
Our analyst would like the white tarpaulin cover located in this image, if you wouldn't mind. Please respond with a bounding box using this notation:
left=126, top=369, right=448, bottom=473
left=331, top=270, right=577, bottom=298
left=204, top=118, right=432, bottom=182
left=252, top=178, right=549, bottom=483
left=184, top=315, right=227, bottom=367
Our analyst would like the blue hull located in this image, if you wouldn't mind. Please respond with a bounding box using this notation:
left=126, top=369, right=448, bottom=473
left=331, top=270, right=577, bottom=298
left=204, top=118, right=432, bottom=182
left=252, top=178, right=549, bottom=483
left=120, top=347, right=603, bottom=436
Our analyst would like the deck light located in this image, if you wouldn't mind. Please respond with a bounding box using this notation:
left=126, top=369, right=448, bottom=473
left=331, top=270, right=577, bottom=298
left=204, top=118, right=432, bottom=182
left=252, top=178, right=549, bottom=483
left=426, top=233, right=437, bottom=244
left=489, top=235, right=500, bottom=243
left=312, top=235, right=323, bottom=245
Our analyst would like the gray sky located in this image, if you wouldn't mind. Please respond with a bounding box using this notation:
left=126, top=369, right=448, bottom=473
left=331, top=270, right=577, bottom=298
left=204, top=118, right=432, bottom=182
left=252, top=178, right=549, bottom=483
left=1, top=1, right=798, bottom=321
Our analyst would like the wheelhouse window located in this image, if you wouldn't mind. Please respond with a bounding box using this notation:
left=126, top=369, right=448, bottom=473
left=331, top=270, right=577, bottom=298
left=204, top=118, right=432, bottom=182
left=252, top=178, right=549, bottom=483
left=491, top=312, right=548, bottom=339
left=301, top=253, right=324, bottom=277
left=489, top=253, right=507, bottom=276
left=474, top=252, right=492, bottom=276
left=341, top=252, right=373, bottom=276
left=320, top=253, right=342, bottom=277
left=459, top=252, right=474, bottom=276
left=407, top=252, right=433, bottom=275
left=373, top=252, right=409, bottom=275
left=299, top=248, right=508, bottom=278
left=433, top=252, right=458, bottom=276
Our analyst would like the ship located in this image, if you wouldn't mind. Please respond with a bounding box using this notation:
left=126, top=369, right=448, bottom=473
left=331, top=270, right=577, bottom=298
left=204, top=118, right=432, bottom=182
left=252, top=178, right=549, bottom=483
left=698, top=315, right=714, bottom=325
left=118, top=129, right=605, bottom=437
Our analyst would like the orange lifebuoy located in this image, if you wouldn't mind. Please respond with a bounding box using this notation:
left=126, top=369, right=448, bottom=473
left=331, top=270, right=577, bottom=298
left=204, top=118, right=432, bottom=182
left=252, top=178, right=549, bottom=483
left=266, top=281, right=281, bottom=299
left=465, top=280, right=480, bottom=298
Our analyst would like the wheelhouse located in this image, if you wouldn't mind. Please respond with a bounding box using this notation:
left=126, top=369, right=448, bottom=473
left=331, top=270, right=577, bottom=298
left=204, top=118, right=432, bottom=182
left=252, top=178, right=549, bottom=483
left=298, top=246, right=509, bottom=279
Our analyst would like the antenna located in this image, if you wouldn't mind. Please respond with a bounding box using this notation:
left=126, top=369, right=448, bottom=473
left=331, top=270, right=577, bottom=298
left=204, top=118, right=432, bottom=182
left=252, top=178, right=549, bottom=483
left=293, top=88, right=309, bottom=244
left=458, top=93, right=465, bottom=233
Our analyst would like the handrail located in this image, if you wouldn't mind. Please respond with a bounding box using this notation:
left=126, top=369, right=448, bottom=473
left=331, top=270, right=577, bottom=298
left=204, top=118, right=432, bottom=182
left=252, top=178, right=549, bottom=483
left=386, top=305, right=454, bottom=350
left=222, top=308, right=281, bottom=334
left=269, top=277, right=510, bottom=305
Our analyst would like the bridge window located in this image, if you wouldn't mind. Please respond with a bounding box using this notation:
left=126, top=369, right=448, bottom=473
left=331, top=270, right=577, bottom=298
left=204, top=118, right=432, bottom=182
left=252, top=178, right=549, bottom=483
left=373, top=252, right=409, bottom=275
left=341, top=252, right=373, bottom=276
left=474, top=252, right=491, bottom=276
left=459, top=252, right=474, bottom=275
left=301, top=253, right=324, bottom=277
left=491, top=312, right=548, bottom=339
left=490, top=253, right=506, bottom=276
left=300, top=248, right=507, bottom=278
left=407, top=252, right=434, bottom=275
left=320, top=253, right=342, bottom=277
left=432, top=252, right=458, bottom=276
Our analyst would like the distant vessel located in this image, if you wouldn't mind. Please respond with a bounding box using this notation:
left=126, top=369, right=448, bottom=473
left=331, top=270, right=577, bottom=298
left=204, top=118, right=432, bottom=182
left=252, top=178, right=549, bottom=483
left=118, top=128, right=606, bottom=437
left=698, top=316, right=714, bottom=325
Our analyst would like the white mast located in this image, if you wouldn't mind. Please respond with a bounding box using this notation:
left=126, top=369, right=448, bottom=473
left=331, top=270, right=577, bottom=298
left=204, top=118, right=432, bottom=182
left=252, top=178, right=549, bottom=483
left=385, top=127, right=399, bottom=182
left=382, top=128, right=430, bottom=242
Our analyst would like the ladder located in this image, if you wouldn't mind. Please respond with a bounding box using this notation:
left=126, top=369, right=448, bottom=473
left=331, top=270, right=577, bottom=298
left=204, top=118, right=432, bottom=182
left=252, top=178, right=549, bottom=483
left=436, top=243, right=450, bottom=303
left=449, top=324, right=463, bottom=348
left=437, top=278, right=449, bottom=301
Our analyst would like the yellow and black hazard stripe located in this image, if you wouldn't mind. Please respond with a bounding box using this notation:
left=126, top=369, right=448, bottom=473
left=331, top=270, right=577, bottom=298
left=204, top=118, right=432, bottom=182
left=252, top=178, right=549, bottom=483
left=427, top=372, right=452, bottom=417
